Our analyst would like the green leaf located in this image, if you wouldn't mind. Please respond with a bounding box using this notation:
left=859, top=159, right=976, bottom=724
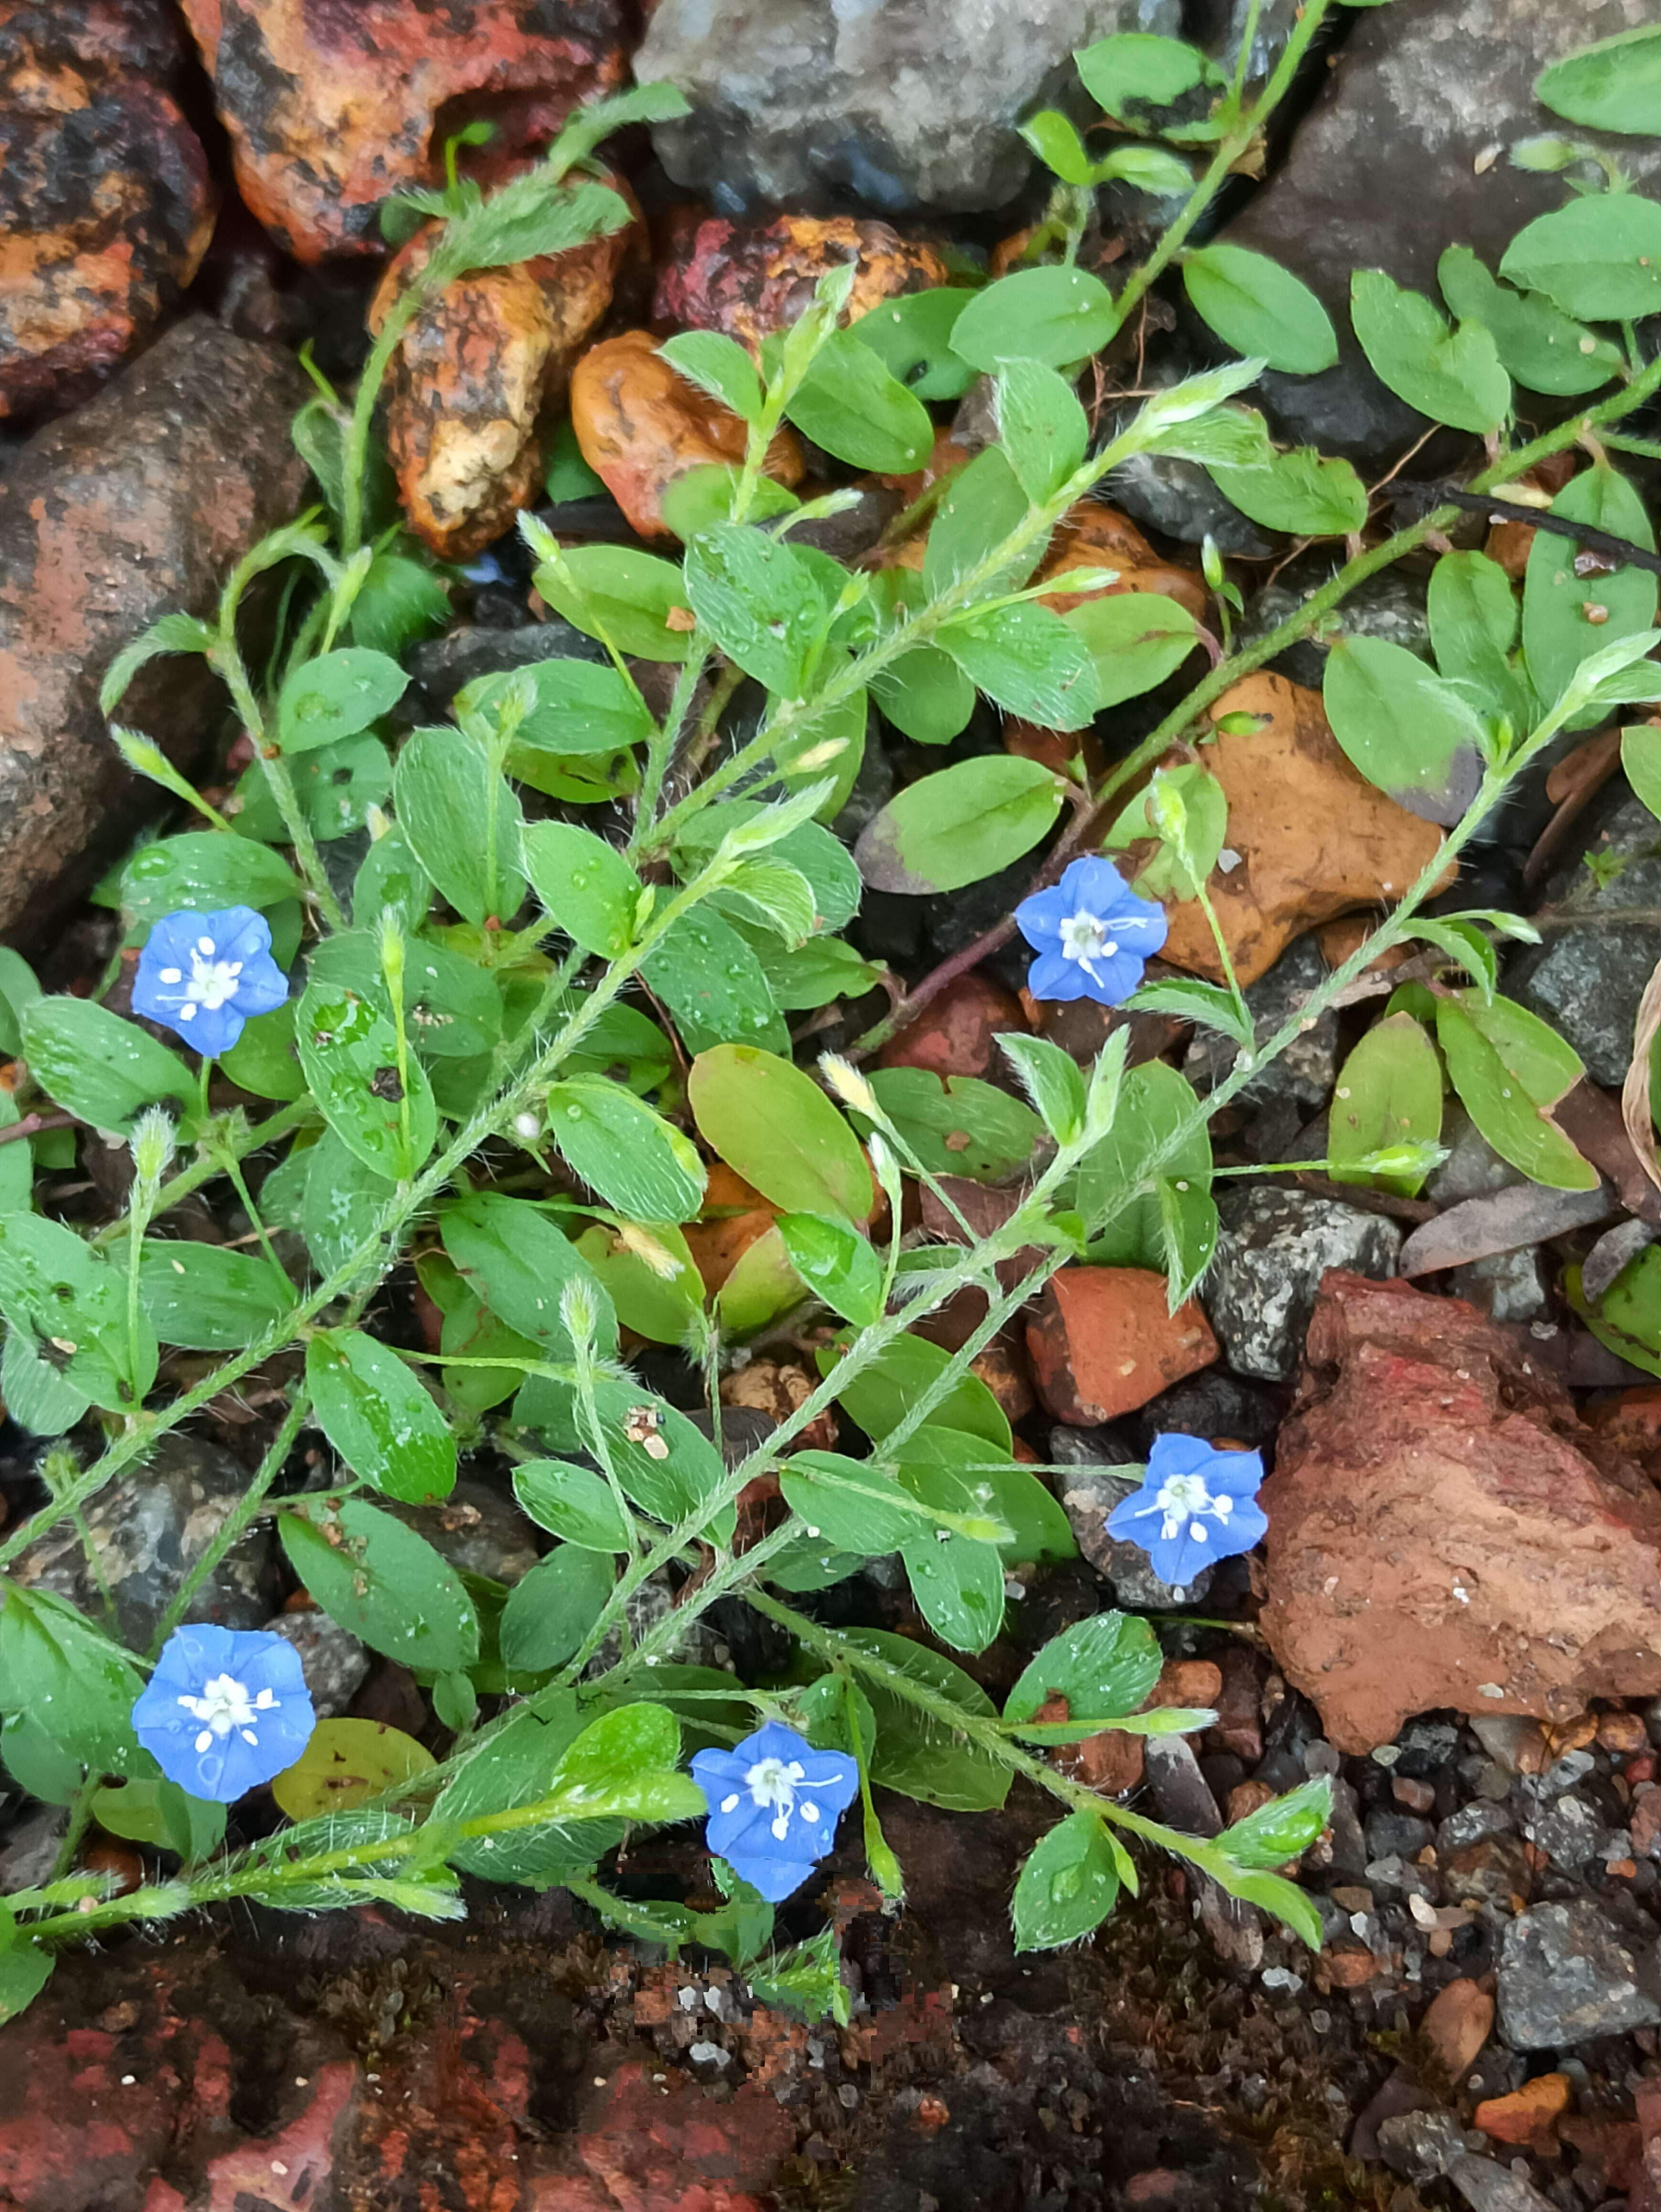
left=786, top=328, right=933, bottom=472
left=544, top=1077, right=706, bottom=1222
left=521, top=820, right=642, bottom=960
left=854, top=757, right=1065, bottom=895
left=440, top=1191, right=616, bottom=1356
left=120, top=832, right=301, bottom=927
left=1, top=1328, right=89, bottom=1438
left=840, top=1626, right=1010, bottom=1811
left=681, top=525, right=826, bottom=694
left=1127, top=977, right=1251, bottom=1047
left=923, top=445, right=1046, bottom=597
left=1020, top=107, right=1095, bottom=185
left=1536, top=26, right=1661, bottom=134
left=0, top=1215, right=154, bottom=1414
left=780, top=1451, right=943, bottom=1555
left=0, top=1585, right=145, bottom=1769
left=514, top=1459, right=634, bottom=1551
left=850, top=288, right=977, bottom=401
left=270, top=1717, right=434, bottom=1820
left=0, top=1092, right=31, bottom=1217
left=306, top=1328, right=457, bottom=1503
left=460, top=658, right=655, bottom=761
left=0, top=948, right=40, bottom=1058
left=900, top=1506, right=1005, bottom=1651
left=532, top=544, right=694, bottom=661
left=0, top=1944, right=53, bottom=2025
left=1437, top=244, right=1621, bottom=399
left=530, top=1377, right=732, bottom=1537
left=22, top=997, right=194, bottom=1131
left=659, top=329, right=764, bottom=423
left=354, top=827, right=431, bottom=935
left=296, top=981, right=437, bottom=1181
left=675, top=804, right=862, bottom=933
left=1501, top=193, right=1661, bottom=323
left=640, top=907, right=789, bottom=1054
left=776, top=1214, right=884, bottom=1327
left=278, top=1497, right=479, bottom=1671
left=301, top=1127, right=396, bottom=1276
left=949, top=265, right=1118, bottom=372
left=1207, top=448, right=1368, bottom=538
left=1213, top=1863, right=1324, bottom=1950
left=1522, top=466, right=1658, bottom=721
left=139, top=1240, right=296, bottom=1350
left=1434, top=992, right=1596, bottom=1191
left=573, top=1221, right=704, bottom=1346
left=938, top=602, right=1100, bottom=730
left=1427, top=548, right=1535, bottom=730
left=1011, top=1810, right=1121, bottom=1951
left=393, top=724, right=526, bottom=929
left=1006, top=1609, right=1162, bottom=1728
left=1322, top=634, right=1487, bottom=824
left=1328, top=1013, right=1443, bottom=1195
left=1074, top=31, right=1218, bottom=122
left=998, top=1031, right=1087, bottom=1145
left=997, top=360, right=1088, bottom=503
left=870, top=646, right=977, bottom=744
left=688, top=1043, right=873, bottom=1218
left=1105, top=759, right=1227, bottom=900
left=435, top=1697, right=617, bottom=1885
left=1622, top=723, right=1661, bottom=821
left=898, top=1426, right=1074, bottom=1566
left=99, top=610, right=215, bottom=715
left=277, top=647, right=407, bottom=755
left=1075, top=1060, right=1210, bottom=1259
left=1350, top=269, right=1511, bottom=434
left=549, top=1701, right=704, bottom=1824
left=498, top=1545, right=615, bottom=1673
left=1158, top=1172, right=1218, bottom=1307
left=819, top=1334, right=1012, bottom=1453
left=236, top=731, right=393, bottom=845
left=1215, top=1775, right=1332, bottom=1869
left=93, top=1776, right=226, bottom=1858
left=1063, top=592, right=1201, bottom=707
left=1182, top=245, right=1339, bottom=374
left=864, top=1065, right=1043, bottom=1182
left=348, top=549, right=451, bottom=656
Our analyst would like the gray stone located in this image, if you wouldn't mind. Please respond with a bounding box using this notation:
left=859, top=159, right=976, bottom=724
left=1050, top=1427, right=1215, bottom=1607
left=638, top=0, right=1180, bottom=215
left=0, top=318, right=308, bottom=933
left=1207, top=1186, right=1402, bottom=1382
left=0, top=1804, right=67, bottom=1892
left=12, top=1432, right=274, bottom=1650
left=1395, top=1716, right=1462, bottom=1777
left=264, top=1609, right=369, bottom=1720
left=1437, top=1802, right=1516, bottom=1854
left=1427, top=1105, right=1524, bottom=1208
left=1128, top=1368, right=1279, bottom=1455
left=1219, top=0, right=1661, bottom=462
left=1496, top=1900, right=1661, bottom=2049
left=1377, top=2109, right=1466, bottom=2184
left=405, top=616, right=604, bottom=724
left=388, top=1481, right=539, bottom=1587
left=1365, top=1809, right=1435, bottom=1861
left=1239, top=566, right=1432, bottom=692
left=1447, top=2153, right=1559, bottom=2212
left=1185, top=935, right=1339, bottom=1111
left=1105, top=439, right=1276, bottom=554
left=1508, top=794, right=1661, bottom=1088
left=1449, top=1247, right=1550, bottom=1325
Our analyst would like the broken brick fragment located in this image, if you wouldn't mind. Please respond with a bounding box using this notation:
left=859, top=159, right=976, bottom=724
left=1026, top=1266, right=1218, bottom=1426
left=653, top=213, right=950, bottom=354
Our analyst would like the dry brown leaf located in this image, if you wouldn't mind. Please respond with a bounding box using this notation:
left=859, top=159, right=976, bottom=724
left=1620, top=954, right=1661, bottom=1199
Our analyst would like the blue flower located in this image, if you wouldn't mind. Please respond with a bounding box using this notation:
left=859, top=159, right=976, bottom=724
left=132, top=906, right=289, bottom=1057
left=690, top=1721, right=860, bottom=1903
left=132, top=1625, right=315, bottom=1803
left=1014, top=856, right=1168, bottom=1005
left=1105, top=1432, right=1267, bottom=1593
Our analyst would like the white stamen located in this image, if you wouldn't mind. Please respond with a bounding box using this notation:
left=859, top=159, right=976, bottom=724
left=744, top=1753, right=801, bottom=1836
left=158, top=967, right=182, bottom=984
left=720, top=1792, right=740, bottom=1814
left=177, top=1670, right=273, bottom=1745
left=177, top=1003, right=197, bottom=1021
left=771, top=1814, right=790, bottom=1840
left=197, top=936, right=215, bottom=955
left=801, top=1802, right=820, bottom=1823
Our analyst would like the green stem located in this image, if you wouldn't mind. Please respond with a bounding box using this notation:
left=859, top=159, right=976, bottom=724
left=93, top=1098, right=315, bottom=1250
left=220, top=1153, right=290, bottom=1294
left=149, top=1394, right=309, bottom=1658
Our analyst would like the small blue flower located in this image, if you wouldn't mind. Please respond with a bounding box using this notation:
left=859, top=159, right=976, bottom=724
left=690, top=1721, right=859, bottom=1903
left=1105, top=1432, right=1268, bottom=1593
left=1015, top=856, right=1168, bottom=1006
left=132, top=906, right=289, bottom=1057
left=132, top=1625, right=315, bottom=1803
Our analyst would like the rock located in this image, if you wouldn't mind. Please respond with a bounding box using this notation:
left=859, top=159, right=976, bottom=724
left=405, top=615, right=607, bottom=719
left=653, top=214, right=949, bottom=350
left=637, top=0, right=1180, bottom=215
left=1124, top=675, right=1452, bottom=989
left=1473, top=2073, right=1572, bottom=2147
left=1446, top=2153, right=1559, bottom=2212
left=1184, top=935, right=1339, bottom=1113
left=1427, top=1105, right=1524, bottom=1206
left=1421, top=1978, right=1495, bottom=2080
left=1364, top=1809, right=1434, bottom=1861
left=1517, top=1782, right=1619, bottom=1870
left=1051, top=1428, right=1217, bottom=1608
left=181, top=0, right=628, bottom=262
left=1220, top=0, right=1661, bottom=462
left=366, top=186, right=640, bottom=558
left=0, top=317, right=309, bottom=935
left=1508, top=793, right=1661, bottom=1088
left=388, top=1480, right=539, bottom=1585
left=12, top=1433, right=274, bottom=1650
left=1128, top=1369, right=1279, bottom=1456
left=878, top=972, right=1027, bottom=1082
left=570, top=329, right=803, bottom=540
left=1376, top=2110, right=1466, bottom=2184
left=1262, top=1273, right=1661, bottom=1751
left=1207, top=1187, right=1401, bottom=1383
left=1438, top=1803, right=1516, bottom=1853
left=1186, top=0, right=1307, bottom=80
left=264, top=1608, right=369, bottom=1718
left=1240, top=567, right=1432, bottom=694
left=1027, top=1265, right=1218, bottom=1425
left=0, top=2, right=212, bottom=420
left=1035, top=503, right=1207, bottom=623
left=1450, top=1248, right=1550, bottom=1326
left=1498, top=1900, right=1661, bottom=2049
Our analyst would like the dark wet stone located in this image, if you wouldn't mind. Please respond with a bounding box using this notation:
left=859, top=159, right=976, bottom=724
left=1496, top=1900, right=1661, bottom=2049
left=1127, top=1369, right=1280, bottom=1457
left=264, top=1609, right=370, bottom=1719
left=1207, top=1186, right=1401, bottom=1382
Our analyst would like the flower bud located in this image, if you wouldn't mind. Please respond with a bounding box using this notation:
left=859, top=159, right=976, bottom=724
left=129, top=1105, right=177, bottom=1189
left=818, top=1052, right=877, bottom=1118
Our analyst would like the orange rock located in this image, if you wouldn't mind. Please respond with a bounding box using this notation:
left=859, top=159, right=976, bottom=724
left=1026, top=1266, right=1218, bottom=1426
left=653, top=213, right=949, bottom=354
left=181, top=0, right=627, bottom=263
left=1585, top=1385, right=1661, bottom=1479
left=971, top=1338, right=1034, bottom=1426
left=1031, top=1693, right=1145, bottom=1798
left=683, top=1162, right=779, bottom=1296
left=1035, top=504, right=1207, bottom=625
left=1319, top=1947, right=1378, bottom=1988
left=878, top=972, right=1026, bottom=1083
left=1475, top=2072, right=1572, bottom=2147
left=1124, top=675, right=1453, bottom=989
left=367, top=187, right=639, bottom=559
left=1315, top=916, right=1410, bottom=973
left=1597, top=1709, right=1650, bottom=1755
left=0, top=11, right=213, bottom=420
left=1420, top=1978, right=1494, bottom=2079
left=570, top=329, right=804, bottom=540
